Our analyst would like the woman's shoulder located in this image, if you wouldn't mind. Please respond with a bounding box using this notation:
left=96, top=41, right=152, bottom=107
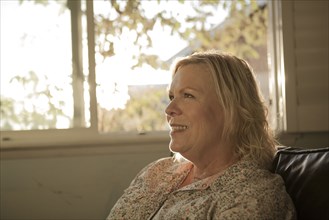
left=141, top=156, right=190, bottom=176
left=132, top=157, right=185, bottom=179
left=151, top=156, right=176, bottom=167
left=213, top=159, right=287, bottom=196
left=130, top=156, right=191, bottom=190
left=240, top=159, right=286, bottom=186
left=211, top=159, right=296, bottom=219
left=140, top=157, right=174, bottom=173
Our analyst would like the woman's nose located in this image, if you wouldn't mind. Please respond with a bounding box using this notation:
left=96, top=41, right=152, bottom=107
left=165, top=99, right=181, bottom=117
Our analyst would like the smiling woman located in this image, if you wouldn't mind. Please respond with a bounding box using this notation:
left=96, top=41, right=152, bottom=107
left=107, top=51, right=296, bottom=220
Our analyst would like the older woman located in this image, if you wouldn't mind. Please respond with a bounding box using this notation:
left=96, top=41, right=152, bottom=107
left=107, top=51, right=296, bottom=219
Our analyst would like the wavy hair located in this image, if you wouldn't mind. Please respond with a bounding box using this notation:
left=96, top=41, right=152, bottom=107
left=172, top=50, right=277, bottom=169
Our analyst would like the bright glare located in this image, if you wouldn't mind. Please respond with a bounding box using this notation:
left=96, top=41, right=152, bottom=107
left=93, top=1, right=228, bottom=111
left=0, top=0, right=74, bottom=129
left=1, top=1, right=72, bottom=94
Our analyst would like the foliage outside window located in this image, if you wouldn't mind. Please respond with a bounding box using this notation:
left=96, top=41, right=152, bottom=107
left=0, top=0, right=269, bottom=136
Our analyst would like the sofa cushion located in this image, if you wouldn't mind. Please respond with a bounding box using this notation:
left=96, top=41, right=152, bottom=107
left=272, top=147, right=329, bottom=220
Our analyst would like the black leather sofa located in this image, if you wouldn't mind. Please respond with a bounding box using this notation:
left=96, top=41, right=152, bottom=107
left=271, top=147, right=329, bottom=220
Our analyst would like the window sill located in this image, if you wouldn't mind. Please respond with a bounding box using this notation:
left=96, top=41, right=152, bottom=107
left=0, top=129, right=171, bottom=159
left=0, top=128, right=169, bottom=151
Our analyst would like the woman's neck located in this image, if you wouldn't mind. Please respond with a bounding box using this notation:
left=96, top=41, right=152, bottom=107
left=192, top=154, right=238, bottom=180
left=179, top=153, right=238, bottom=188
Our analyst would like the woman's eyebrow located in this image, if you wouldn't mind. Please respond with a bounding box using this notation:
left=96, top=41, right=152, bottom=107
left=168, top=83, right=205, bottom=94
left=181, top=86, right=203, bottom=93
left=168, top=87, right=200, bottom=93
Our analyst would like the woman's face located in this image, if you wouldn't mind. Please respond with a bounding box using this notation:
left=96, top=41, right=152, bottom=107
left=165, top=63, right=225, bottom=162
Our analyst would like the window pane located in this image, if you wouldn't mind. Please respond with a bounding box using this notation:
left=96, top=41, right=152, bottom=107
left=0, top=0, right=89, bottom=130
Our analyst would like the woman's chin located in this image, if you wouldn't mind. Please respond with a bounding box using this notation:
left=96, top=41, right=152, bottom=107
left=169, top=143, right=182, bottom=153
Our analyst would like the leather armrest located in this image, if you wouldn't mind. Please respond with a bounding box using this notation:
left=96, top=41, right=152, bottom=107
left=272, top=147, right=329, bottom=220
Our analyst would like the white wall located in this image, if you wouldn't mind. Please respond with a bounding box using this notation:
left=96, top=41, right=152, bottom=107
left=280, top=0, right=329, bottom=132
left=1, top=143, right=170, bottom=220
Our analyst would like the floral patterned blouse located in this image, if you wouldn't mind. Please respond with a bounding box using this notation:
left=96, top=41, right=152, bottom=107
left=107, top=157, right=296, bottom=220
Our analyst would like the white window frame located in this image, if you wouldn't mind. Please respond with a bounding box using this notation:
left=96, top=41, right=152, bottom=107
left=267, top=0, right=286, bottom=133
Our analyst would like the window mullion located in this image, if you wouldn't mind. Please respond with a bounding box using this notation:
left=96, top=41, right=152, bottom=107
left=86, top=0, right=98, bottom=131
left=68, top=0, right=85, bottom=127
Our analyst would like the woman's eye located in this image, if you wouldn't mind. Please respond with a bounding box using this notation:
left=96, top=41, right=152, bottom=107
left=184, top=93, right=194, bottom=98
left=169, top=95, right=174, bottom=101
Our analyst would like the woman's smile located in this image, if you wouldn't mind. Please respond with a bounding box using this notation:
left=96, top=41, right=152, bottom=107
left=169, top=124, right=189, bottom=135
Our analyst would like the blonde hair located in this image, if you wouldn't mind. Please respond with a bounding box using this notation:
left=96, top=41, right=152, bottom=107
left=172, top=50, right=276, bottom=169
